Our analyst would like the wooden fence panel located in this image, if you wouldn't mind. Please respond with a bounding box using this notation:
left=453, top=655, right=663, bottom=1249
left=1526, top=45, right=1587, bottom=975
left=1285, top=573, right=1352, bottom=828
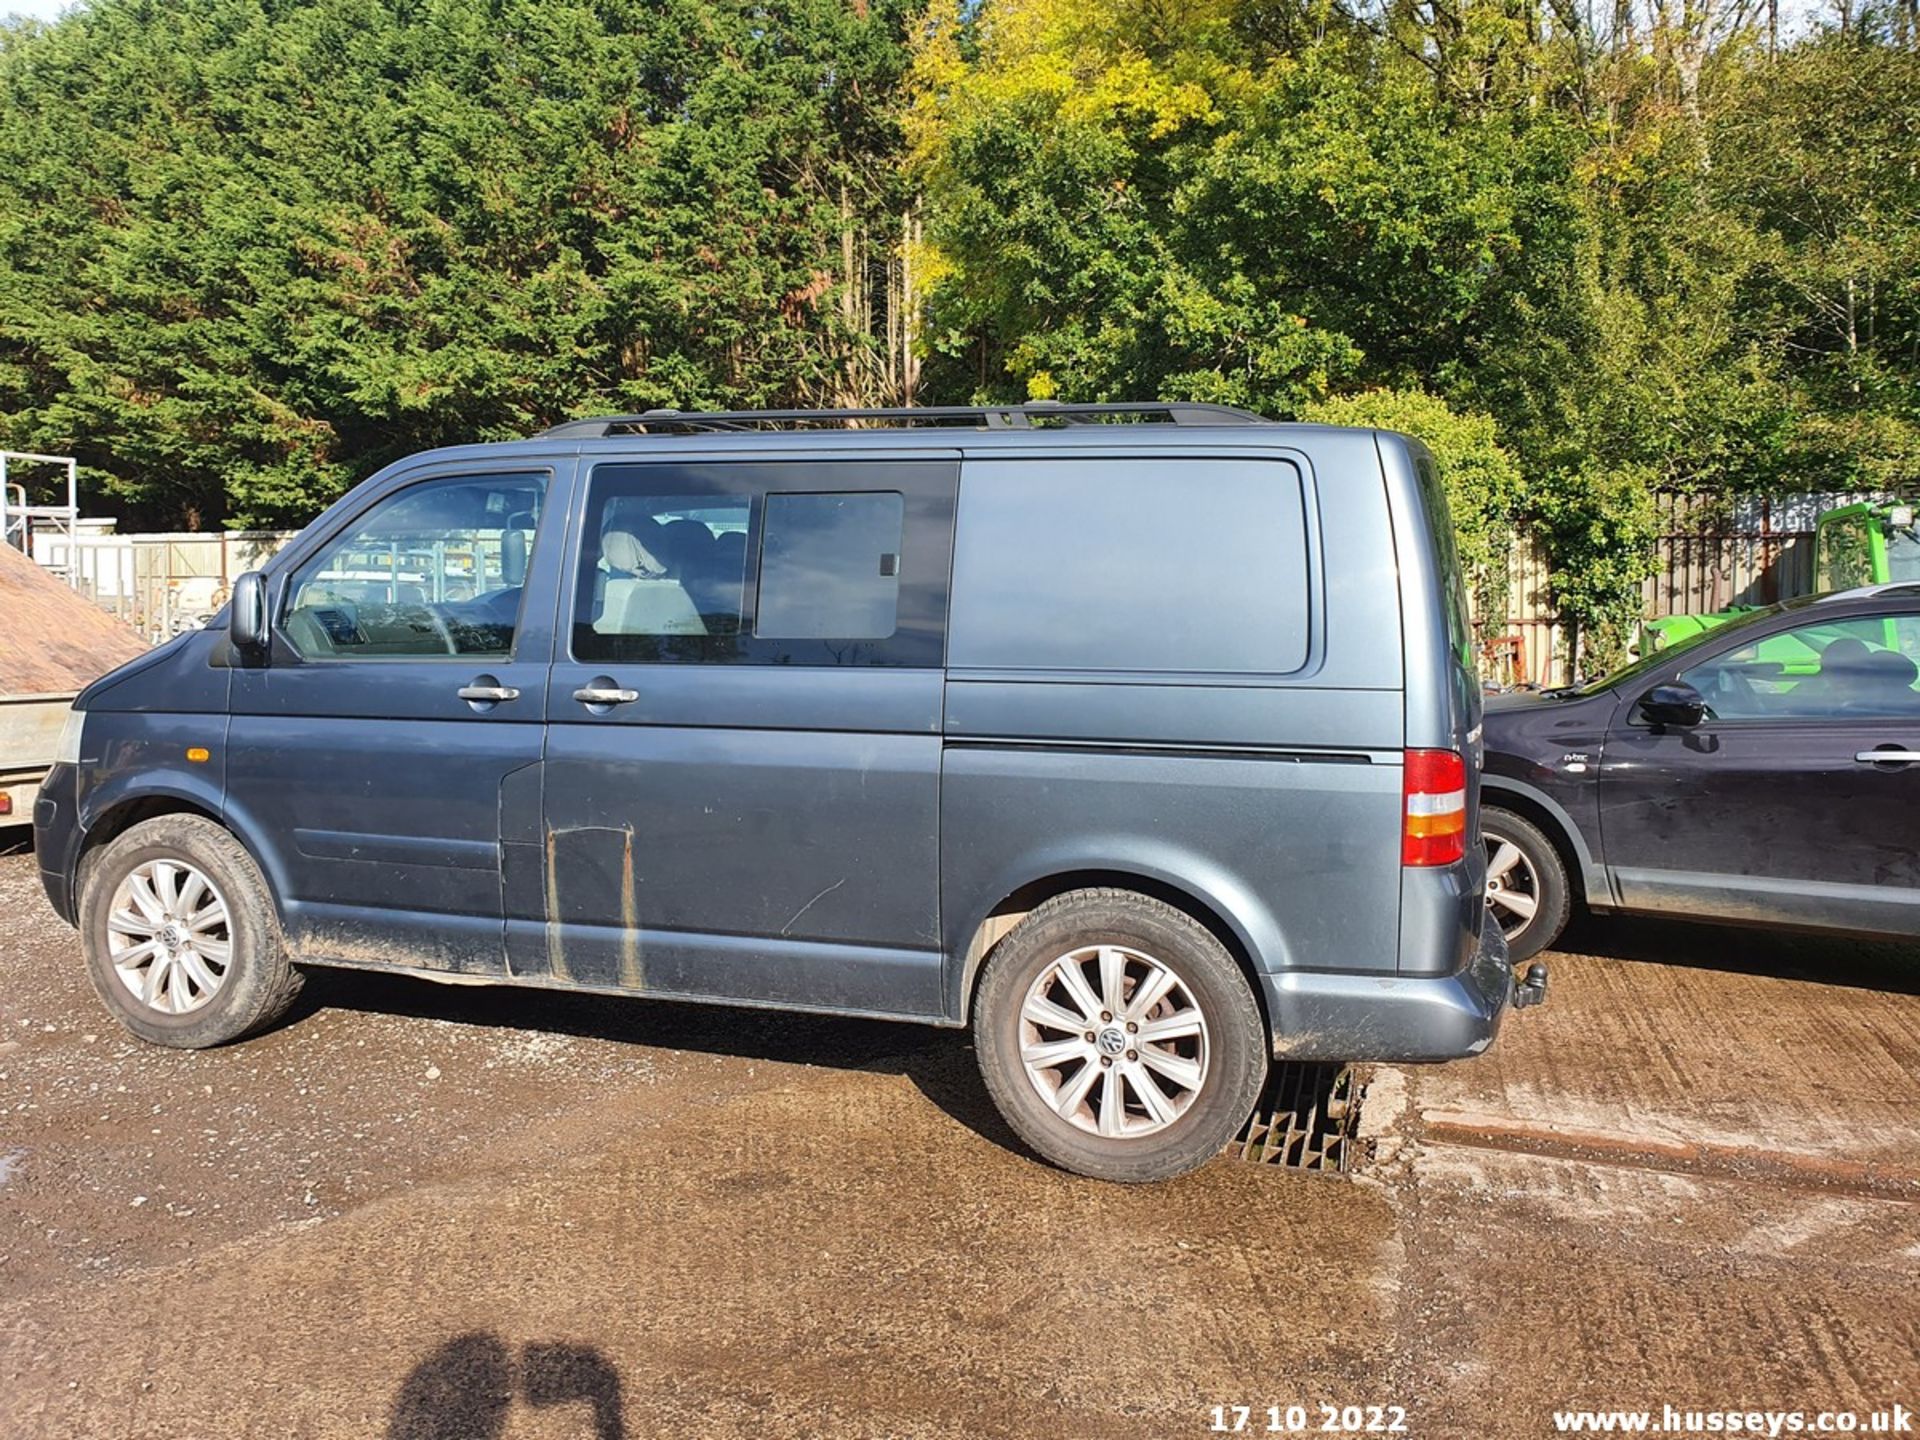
left=1495, top=491, right=1869, bottom=687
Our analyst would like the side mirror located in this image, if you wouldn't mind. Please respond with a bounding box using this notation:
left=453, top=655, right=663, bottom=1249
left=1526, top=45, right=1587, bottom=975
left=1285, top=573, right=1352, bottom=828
left=1639, top=681, right=1706, bottom=728
left=230, top=571, right=269, bottom=652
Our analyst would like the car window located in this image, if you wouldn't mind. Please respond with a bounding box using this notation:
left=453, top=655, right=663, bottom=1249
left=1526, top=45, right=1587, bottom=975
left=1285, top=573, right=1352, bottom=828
left=569, top=462, right=950, bottom=667
left=1815, top=511, right=1876, bottom=592
left=1886, top=528, right=1920, bottom=582
left=283, top=473, right=548, bottom=660
left=1679, top=614, right=1920, bottom=720
left=572, top=489, right=754, bottom=662
left=756, top=493, right=903, bottom=640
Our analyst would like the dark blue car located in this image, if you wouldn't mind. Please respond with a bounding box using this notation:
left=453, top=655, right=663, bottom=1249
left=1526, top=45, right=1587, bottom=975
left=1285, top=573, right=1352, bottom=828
left=1482, top=585, right=1920, bottom=962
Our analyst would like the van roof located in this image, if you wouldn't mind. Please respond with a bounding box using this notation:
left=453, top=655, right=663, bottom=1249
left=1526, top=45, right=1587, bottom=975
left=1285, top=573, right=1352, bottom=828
left=384, top=406, right=1412, bottom=473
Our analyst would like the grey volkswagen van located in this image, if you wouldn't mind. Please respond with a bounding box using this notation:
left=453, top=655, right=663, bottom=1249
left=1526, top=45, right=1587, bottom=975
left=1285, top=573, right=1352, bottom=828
left=33, top=403, right=1532, bottom=1181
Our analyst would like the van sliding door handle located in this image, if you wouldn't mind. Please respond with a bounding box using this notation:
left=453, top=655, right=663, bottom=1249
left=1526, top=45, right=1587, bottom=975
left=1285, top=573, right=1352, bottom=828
left=1854, top=749, right=1920, bottom=764
left=457, top=684, right=521, bottom=703
left=574, top=685, right=639, bottom=706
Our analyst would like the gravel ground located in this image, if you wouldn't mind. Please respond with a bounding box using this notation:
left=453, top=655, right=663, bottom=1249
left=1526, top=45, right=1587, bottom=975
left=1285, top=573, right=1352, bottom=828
left=1, top=842, right=1916, bottom=1438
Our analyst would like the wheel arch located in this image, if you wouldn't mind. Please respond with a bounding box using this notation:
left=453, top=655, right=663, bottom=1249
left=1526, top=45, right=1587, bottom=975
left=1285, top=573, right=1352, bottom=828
left=76, top=782, right=288, bottom=928
left=948, top=866, right=1275, bottom=1032
left=1481, top=778, right=1604, bottom=906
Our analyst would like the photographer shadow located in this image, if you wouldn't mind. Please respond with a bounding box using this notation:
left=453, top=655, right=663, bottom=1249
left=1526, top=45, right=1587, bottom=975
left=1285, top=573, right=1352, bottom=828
left=389, top=1332, right=624, bottom=1440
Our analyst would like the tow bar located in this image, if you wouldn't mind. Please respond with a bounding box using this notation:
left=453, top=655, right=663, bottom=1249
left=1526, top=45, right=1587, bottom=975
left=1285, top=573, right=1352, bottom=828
left=1512, top=962, right=1549, bottom=1010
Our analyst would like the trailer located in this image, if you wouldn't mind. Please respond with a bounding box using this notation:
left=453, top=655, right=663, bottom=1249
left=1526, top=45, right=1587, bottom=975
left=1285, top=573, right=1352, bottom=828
left=0, top=538, right=147, bottom=827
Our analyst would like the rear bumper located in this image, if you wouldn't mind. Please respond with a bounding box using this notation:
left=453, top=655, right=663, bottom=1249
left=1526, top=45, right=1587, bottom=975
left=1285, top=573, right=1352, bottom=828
left=1261, top=915, right=1515, bottom=1062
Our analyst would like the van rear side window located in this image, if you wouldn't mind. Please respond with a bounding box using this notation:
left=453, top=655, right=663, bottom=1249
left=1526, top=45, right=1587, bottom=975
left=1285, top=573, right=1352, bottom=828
left=947, top=457, right=1311, bottom=674
left=568, top=461, right=953, bottom=668
left=757, top=492, right=904, bottom=640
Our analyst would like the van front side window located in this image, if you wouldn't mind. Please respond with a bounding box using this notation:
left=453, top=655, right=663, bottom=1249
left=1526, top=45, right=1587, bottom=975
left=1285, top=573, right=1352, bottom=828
left=282, top=473, right=547, bottom=660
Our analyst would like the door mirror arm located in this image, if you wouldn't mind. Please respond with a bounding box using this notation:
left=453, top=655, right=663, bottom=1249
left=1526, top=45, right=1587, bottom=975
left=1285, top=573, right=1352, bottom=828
left=229, top=571, right=270, bottom=663
left=1638, top=681, right=1707, bottom=729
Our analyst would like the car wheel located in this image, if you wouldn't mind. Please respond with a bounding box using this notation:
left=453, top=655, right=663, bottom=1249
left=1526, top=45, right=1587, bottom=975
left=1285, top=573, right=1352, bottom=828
left=1481, top=807, right=1571, bottom=964
left=78, top=814, right=303, bottom=1048
left=973, top=888, right=1268, bottom=1183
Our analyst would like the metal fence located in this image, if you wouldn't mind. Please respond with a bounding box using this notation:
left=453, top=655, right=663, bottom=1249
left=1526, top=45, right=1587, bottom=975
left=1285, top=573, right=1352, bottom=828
left=30, top=529, right=297, bottom=644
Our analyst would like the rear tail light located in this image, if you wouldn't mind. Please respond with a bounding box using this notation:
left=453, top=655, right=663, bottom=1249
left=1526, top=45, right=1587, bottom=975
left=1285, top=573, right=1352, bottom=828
left=1403, top=749, right=1467, bottom=866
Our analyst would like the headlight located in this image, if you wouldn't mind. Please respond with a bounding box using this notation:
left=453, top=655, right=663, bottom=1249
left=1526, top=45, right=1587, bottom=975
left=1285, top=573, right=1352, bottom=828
left=54, top=706, right=85, bottom=767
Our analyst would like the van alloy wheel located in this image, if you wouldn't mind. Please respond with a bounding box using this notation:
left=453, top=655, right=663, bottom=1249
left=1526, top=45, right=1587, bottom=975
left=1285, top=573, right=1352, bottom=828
left=81, top=814, right=302, bottom=1048
left=1018, top=943, right=1211, bottom=1139
left=1483, top=838, right=1541, bottom=942
left=106, top=859, right=234, bottom=1015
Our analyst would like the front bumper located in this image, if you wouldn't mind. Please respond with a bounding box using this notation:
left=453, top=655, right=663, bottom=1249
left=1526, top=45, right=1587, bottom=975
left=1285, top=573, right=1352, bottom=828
left=1260, top=915, right=1522, bottom=1063
left=32, top=762, right=80, bottom=925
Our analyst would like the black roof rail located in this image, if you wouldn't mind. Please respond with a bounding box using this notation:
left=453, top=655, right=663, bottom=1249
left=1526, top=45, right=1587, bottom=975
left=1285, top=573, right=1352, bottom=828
left=536, top=401, right=1270, bottom=439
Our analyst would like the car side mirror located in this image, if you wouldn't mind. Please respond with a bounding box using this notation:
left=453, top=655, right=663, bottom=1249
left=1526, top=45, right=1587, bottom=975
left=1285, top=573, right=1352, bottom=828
left=230, top=571, right=269, bottom=653
left=1639, top=682, right=1706, bottom=728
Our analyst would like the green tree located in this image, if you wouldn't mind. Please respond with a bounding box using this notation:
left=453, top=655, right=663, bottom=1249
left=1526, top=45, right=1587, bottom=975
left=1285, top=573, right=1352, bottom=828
left=0, top=0, right=922, bottom=526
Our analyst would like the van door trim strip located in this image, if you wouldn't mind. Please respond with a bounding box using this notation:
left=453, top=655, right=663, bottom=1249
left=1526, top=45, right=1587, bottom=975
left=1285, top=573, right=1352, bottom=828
left=943, top=737, right=1383, bottom=764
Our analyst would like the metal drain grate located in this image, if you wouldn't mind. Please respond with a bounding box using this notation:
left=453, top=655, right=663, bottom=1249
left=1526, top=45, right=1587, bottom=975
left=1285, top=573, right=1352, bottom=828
left=1234, top=1062, right=1364, bottom=1172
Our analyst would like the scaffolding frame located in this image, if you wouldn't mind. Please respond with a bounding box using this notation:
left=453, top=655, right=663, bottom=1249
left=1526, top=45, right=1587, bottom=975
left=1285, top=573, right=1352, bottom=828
left=0, top=451, right=80, bottom=568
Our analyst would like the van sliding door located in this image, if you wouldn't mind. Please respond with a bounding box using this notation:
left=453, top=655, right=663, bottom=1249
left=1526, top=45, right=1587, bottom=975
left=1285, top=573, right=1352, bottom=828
left=530, top=454, right=958, bottom=1017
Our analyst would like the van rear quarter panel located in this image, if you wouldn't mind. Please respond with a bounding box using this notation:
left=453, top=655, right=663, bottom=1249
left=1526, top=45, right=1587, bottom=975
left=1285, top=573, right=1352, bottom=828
left=939, top=435, right=1407, bottom=1019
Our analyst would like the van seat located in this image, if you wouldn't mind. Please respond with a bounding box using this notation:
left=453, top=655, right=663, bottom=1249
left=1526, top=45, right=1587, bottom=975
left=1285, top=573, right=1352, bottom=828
left=594, top=577, right=707, bottom=636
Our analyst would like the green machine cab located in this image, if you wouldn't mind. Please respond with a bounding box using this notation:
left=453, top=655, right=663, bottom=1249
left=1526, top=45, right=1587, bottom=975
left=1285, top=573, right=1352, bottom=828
left=1641, top=500, right=1920, bottom=666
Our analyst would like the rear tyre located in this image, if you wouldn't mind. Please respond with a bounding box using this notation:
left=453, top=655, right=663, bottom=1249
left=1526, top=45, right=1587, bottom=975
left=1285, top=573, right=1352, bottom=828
left=78, top=814, right=302, bottom=1048
left=973, top=889, right=1267, bottom=1183
left=1481, top=807, right=1571, bottom=964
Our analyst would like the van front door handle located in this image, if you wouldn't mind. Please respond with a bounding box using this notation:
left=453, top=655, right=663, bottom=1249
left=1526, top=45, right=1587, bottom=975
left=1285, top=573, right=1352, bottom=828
left=1854, top=749, right=1920, bottom=765
left=574, top=685, right=639, bottom=706
left=457, top=684, right=521, bottom=703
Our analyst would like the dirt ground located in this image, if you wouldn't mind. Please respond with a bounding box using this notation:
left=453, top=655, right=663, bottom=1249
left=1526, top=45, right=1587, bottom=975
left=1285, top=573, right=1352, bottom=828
left=1, top=841, right=1916, bottom=1439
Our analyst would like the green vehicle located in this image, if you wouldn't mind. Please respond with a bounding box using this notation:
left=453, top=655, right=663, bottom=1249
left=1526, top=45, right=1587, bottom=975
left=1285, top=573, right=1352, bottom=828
left=1641, top=500, right=1920, bottom=667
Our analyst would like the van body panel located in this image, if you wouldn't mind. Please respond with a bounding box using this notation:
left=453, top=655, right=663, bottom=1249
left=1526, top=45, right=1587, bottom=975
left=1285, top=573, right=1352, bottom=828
left=532, top=714, right=945, bottom=1011
left=40, top=414, right=1512, bottom=1070
left=1264, top=916, right=1510, bottom=1061
left=1376, top=433, right=1486, bottom=975
left=77, top=629, right=229, bottom=714
left=225, top=710, right=540, bottom=975
left=945, top=442, right=1403, bottom=694
left=77, top=707, right=231, bottom=846
left=221, top=455, right=574, bottom=977
left=943, top=680, right=1402, bottom=753
left=939, top=742, right=1407, bottom=1006
left=947, top=455, right=1314, bottom=675
left=939, top=442, right=1410, bottom=1012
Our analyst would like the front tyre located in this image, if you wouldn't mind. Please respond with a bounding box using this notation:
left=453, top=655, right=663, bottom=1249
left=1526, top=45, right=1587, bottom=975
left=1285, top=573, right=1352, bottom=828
left=1481, top=807, right=1571, bottom=964
left=974, top=889, right=1267, bottom=1183
left=78, top=814, right=302, bottom=1048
